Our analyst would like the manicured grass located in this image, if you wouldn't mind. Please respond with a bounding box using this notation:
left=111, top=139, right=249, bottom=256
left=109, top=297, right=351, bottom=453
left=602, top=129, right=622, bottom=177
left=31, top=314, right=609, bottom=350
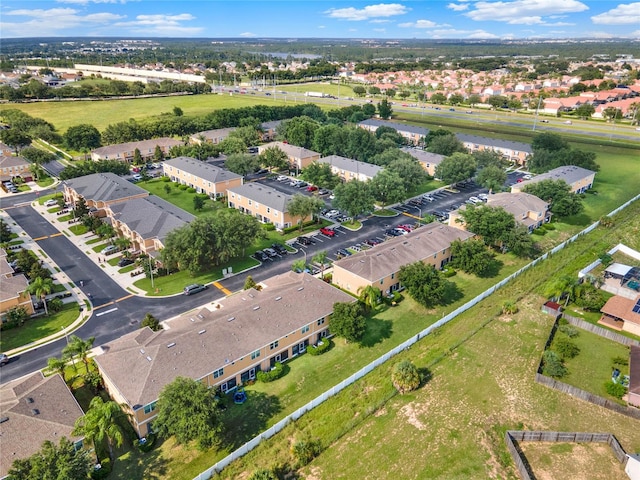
left=548, top=326, right=630, bottom=402
left=278, top=82, right=356, bottom=98
left=92, top=242, right=111, bottom=253
left=0, top=302, right=80, bottom=352
left=137, top=178, right=222, bottom=216
left=373, top=209, right=399, bottom=217
left=36, top=176, right=55, bottom=187
left=68, top=224, right=88, bottom=235
left=57, top=213, right=73, bottom=222
left=342, top=220, right=362, bottom=230
left=118, top=264, right=137, bottom=274
left=407, top=178, right=445, bottom=197
left=85, top=237, right=102, bottom=245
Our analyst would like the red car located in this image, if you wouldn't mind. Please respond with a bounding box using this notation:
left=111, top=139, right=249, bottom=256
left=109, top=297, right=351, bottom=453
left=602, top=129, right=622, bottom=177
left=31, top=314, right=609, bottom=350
left=516, top=178, right=524, bottom=183
left=397, top=224, right=413, bottom=232
left=306, top=185, right=318, bottom=192
left=320, top=227, right=336, bottom=237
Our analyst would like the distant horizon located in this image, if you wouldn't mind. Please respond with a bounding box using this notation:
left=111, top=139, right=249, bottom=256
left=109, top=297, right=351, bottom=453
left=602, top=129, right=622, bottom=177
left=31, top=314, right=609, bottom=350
left=1, top=1, right=639, bottom=40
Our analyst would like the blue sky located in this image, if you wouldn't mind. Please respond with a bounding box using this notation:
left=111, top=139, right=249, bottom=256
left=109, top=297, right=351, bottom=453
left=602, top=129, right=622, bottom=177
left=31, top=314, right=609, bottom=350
left=1, top=1, right=639, bottom=40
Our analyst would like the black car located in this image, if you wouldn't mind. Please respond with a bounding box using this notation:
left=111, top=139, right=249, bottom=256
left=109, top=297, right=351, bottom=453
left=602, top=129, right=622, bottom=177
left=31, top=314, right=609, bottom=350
left=385, top=229, right=401, bottom=237
left=336, top=248, right=351, bottom=257
left=297, top=236, right=313, bottom=246
left=117, top=258, right=134, bottom=267
left=254, top=250, right=269, bottom=261
left=271, top=243, right=288, bottom=255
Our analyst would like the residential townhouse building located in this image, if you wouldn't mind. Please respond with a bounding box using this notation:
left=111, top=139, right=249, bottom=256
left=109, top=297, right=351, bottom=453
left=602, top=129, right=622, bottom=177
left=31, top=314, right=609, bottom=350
left=162, top=156, right=243, bottom=198
left=0, top=156, right=32, bottom=182
left=317, top=155, right=382, bottom=182
left=63, top=172, right=149, bottom=212
left=358, top=119, right=429, bottom=146
left=189, top=127, right=236, bottom=145
left=0, top=372, right=85, bottom=478
left=258, top=141, right=320, bottom=172
left=260, top=120, right=282, bottom=141
left=0, top=142, right=13, bottom=156
left=227, top=183, right=296, bottom=230
left=400, top=148, right=446, bottom=177
left=511, top=166, right=596, bottom=194
left=91, top=138, right=182, bottom=163
left=332, top=223, right=475, bottom=296
left=93, top=271, right=354, bottom=437
left=0, top=248, right=34, bottom=320
left=456, top=134, right=532, bottom=166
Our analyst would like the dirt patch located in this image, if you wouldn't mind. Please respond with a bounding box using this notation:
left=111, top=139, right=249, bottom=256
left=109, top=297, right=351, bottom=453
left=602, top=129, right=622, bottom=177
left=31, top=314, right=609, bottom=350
left=398, top=403, right=427, bottom=430
left=374, top=407, right=387, bottom=417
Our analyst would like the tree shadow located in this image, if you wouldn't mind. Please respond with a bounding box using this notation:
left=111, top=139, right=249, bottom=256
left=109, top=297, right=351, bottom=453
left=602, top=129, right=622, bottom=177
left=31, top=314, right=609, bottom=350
left=478, top=258, right=504, bottom=278
left=417, top=367, right=433, bottom=389
left=113, top=442, right=169, bottom=480
left=440, top=281, right=464, bottom=306
left=359, top=316, right=393, bottom=348
left=562, top=212, right=591, bottom=226
left=219, top=390, right=282, bottom=449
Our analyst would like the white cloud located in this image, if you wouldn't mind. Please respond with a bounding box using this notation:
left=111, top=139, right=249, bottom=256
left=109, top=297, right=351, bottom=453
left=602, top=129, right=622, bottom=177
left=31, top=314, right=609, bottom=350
left=541, top=21, right=574, bottom=26
left=447, top=3, right=469, bottom=11
left=591, top=3, right=640, bottom=25
left=239, top=32, right=256, bottom=37
left=466, top=0, right=588, bottom=24
left=112, top=13, right=203, bottom=35
left=588, top=31, right=615, bottom=38
left=398, top=19, right=438, bottom=28
left=369, top=19, right=392, bottom=23
left=324, top=3, right=410, bottom=21
left=318, top=25, right=326, bottom=28
left=1, top=7, right=124, bottom=36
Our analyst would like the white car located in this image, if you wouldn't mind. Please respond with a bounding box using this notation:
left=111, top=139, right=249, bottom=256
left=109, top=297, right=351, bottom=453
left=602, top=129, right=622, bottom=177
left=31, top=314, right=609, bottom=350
left=478, top=193, right=488, bottom=201
left=277, top=175, right=288, bottom=182
left=132, top=174, right=143, bottom=182
left=44, top=199, right=58, bottom=207
left=523, top=174, right=532, bottom=180
left=468, top=196, right=482, bottom=204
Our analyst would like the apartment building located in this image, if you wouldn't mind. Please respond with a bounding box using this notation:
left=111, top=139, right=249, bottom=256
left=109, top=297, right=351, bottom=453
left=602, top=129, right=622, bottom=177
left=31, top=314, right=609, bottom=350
left=317, top=155, right=381, bottom=182
left=91, top=138, right=182, bottom=162
left=0, top=248, right=34, bottom=320
left=227, top=183, right=296, bottom=229
left=400, top=148, right=446, bottom=177
left=189, top=128, right=236, bottom=145
left=511, top=166, right=596, bottom=194
left=0, top=156, right=32, bottom=182
left=456, top=134, right=532, bottom=166
left=162, top=156, right=243, bottom=198
left=258, top=141, right=320, bottom=172
left=358, top=119, right=429, bottom=146
left=63, top=172, right=149, bottom=211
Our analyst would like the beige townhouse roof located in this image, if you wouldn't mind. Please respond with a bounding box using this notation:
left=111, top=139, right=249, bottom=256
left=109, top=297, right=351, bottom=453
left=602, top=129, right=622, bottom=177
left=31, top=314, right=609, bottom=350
left=333, top=223, right=475, bottom=282
left=163, top=156, right=242, bottom=184
left=0, top=273, right=29, bottom=304
left=92, top=137, right=182, bottom=159
left=190, top=128, right=236, bottom=143
left=63, top=172, right=148, bottom=204
left=400, top=148, right=446, bottom=167
left=487, top=192, right=549, bottom=227
left=259, top=141, right=319, bottom=159
left=228, top=182, right=292, bottom=213
left=0, top=372, right=84, bottom=478
left=94, top=272, right=353, bottom=409
left=317, top=155, right=381, bottom=179
left=515, top=166, right=596, bottom=190
left=0, top=155, right=29, bottom=169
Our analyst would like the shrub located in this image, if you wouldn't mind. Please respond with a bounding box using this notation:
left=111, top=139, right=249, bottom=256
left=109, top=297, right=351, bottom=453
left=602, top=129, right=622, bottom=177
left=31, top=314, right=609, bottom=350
left=262, top=223, right=276, bottom=231
left=248, top=469, right=277, bottom=480
left=442, top=266, right=457, bottom=277
left=542, top=350, right=567, bottom=378
left=533, top=227, right=547, bottom=235
left=187, top=187, right=197, bottom=193
left=91, top=458, right=111, bottom=480
left=559, top=325, right=579, bottom=338
left=256, top=362, right=286, bottom=383
left=558, top=317, right=569, bottom=326
left=555, top=338, right=580, bottom=360
left=605, top=380, right=627, bottom=399
left=307, top=338, right=332, bottom=356
left=178, top=184, right=188, bottom=190
left=162, top=176, right=171, bottom=182
left=501, top=300, right=518, bottom=315
left=612, top=356, right=629, bottom=367
left=292, top=439, right=322, bottom=467
left=391, top=360, right=421, bottom=394
left=541, top=223, right=555, bottom=230
left=134, top=433, right=156, bottom=452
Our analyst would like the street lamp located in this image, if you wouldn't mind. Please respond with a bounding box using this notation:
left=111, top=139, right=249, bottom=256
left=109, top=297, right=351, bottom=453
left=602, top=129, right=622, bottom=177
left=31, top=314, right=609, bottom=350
left=61, top=326, right=69, bottom=344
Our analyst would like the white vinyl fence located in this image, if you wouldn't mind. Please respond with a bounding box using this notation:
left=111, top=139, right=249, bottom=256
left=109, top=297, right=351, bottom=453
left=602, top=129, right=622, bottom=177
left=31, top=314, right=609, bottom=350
left=194, top=192, right=640, bottom=480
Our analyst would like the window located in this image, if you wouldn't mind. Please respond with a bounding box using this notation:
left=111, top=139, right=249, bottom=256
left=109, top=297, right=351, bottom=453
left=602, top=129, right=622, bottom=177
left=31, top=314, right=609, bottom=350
left=301, top=325, right=309, bottom=334
left=143, top=402, right=157, bottom=414
left=270, top=340, right=279, bottom=350
left=248, top=200, right=252, bottom=206
left=213, top=368, right=224, bottom=379
left=251, top=350, right=260, bottom=359
left=267, top=207, right=271, bottom=213
left=380, top=279, right=384, bottom=285
left=391, top=273, right=395, bottom=280
left=317, top=317, right=325, bottom=326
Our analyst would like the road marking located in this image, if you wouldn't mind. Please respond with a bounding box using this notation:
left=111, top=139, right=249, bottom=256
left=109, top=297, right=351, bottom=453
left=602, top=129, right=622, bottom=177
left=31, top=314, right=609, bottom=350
left=96, top=307, right=118, bottom=317
left=213, top=281, right=232, bottom=295
left=402, top=212, right=422, bottom=220
left=115, top=294, right=134, bottom=302
left=50, top=232, right=62, bottom=238
left=33, top=232, right=63, bottom=241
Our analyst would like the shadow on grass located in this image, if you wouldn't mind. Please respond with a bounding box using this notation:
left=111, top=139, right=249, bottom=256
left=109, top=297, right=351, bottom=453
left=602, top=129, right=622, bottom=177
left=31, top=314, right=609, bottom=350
left=562, top=212, right=591, bottom=226
left=360, top=316, right=393, bottom=348
left=441, top=281, right=464, bottom=306
left=112, top=442, right=169, bottom=480
left=478, top=258, right=504, bottom=278
left=417, top=367, right=433, bottom=389
left=219, top=390, right=282, bottom=450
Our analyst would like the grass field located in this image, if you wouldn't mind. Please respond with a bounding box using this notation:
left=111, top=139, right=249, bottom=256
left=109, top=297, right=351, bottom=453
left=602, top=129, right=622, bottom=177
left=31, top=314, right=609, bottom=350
left=137, top=178, right=222, bottom=216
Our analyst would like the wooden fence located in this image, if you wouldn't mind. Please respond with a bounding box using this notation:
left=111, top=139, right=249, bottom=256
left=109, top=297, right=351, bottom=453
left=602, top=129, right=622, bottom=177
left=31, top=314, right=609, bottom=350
left=505, top=430, right=629, bottom=480
left=562, top=314, right=640, bottom=347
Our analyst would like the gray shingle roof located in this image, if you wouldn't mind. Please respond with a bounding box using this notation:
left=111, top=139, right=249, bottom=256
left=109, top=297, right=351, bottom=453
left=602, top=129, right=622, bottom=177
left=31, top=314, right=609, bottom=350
left=456, top=134, right=532, bottom=153
left=94, top=272, right=354, bottom=409
left=358, top=119, right=429, bottom=136
left=260, top=141, right=319, bottom=159
left=163, top=156, right=242, bottom=183
left=515, top=165, right=596, bottom=188
left=92, top=138, right=182, bottom=158
left=334, top=223, right=475, bottom=282
left=63, top=172, right=147, bottom=204
left=228, top=182, right=292, bottom=212
left=190, top=128, right=236, bottom=142
left=317, top=155, right=382, bottom=178
left=400, top=148, right=446, bottom=166
left=487, top=192, right=548, bottom=215
left=0, top=155, right=28, bottom=168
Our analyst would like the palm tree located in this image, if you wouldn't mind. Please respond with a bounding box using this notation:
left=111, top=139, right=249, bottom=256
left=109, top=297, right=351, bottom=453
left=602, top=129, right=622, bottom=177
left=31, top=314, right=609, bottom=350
left=312, top=251, right=328, bottom=278
left=544, top=275, right=578, bottom=307
left=357, top=285, right=382, bottom=311
left=72, top=396, right=126, bottom=462
left=47, top=356, right=68, bottom=382
left=28, top=276, right=54, bottom=316
left=391, top=360, right=421, bottom=394
left=63, top=335, right=95, bottom=374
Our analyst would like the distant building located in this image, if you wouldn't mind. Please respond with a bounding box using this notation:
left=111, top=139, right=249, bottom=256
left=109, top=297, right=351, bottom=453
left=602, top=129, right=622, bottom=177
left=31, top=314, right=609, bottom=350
left=400, top=148, right=445, bottom=177
left=332, top=223, right=474, bottom=296
left=91, top=138, right=182, bottom=163
left=257, top=141, right=320, bottom=172
left=456, top=134, right=532, bottom=166
left=227, top=182, right=296, bottom=229
left=162, top=156, right=243, bottom=198
left=317, top=155, right=381, bottom=182
left=93, top=271, right=354, bottom=437
left=358, top=119, right=429, bottom=146
left=0, top=372, right=85, bottom=478
left=260, top=120, right=282, bottom=141
left=511, top=166, right=596, bottom=194
left=189, top=128, right=236, bottom=145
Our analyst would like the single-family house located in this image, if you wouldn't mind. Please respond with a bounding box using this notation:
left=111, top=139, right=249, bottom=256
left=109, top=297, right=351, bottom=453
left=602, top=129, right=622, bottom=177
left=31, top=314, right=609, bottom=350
left=456, top=134, right=532, bottom=166
left=0, top=372, right=85, bottom=478
left=400, top=148, right=445, bottom=177
left=257, top=142, right=320, bottom=173
left=511, top=166, right=596, bottom=194
left=599, top=295, right=640, bottom=337
left=332, top=223, right=475, bottom=296
left=317, top=155, right=381, bottom=182
left=162, top=156, right=243, bottom=198
left=0, top=156, right=32, bottom=183
left=626, top=452, right=640, bottom=480
left=0, top=248, right=34, bottom=320
left=227, top=183, right=296, bottom=229
left=91, top=138, right=182, bottom=163
left=358, top=119, right=429, bottom=146
left=0, top=142, right=13, bottom=156
left=189, top=128, right=236, bottom=145
left=93, top=271, right=354, bottom=437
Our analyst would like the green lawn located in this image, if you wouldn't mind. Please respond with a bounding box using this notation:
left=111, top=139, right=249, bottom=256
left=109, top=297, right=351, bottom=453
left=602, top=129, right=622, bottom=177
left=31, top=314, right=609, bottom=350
left=36, top=176, right=55, bottom=187
left=137, top=178, right=222, bottom=216
left=548, top=327, right=630, bottom=402
left=69, top=224, right=88, bottom=235
left=0, top=302, right=80, bottom=352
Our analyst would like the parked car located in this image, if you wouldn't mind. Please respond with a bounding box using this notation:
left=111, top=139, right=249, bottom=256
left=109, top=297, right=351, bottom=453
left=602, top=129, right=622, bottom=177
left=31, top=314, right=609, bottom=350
left=117, top=258, right=134, bottom=267
left=423, top=194, right=435, bottom=202
left=264, top=247, right=278, bottom=258
left=478, top=193, right=488, bottom=201
left=296, top=181, right=308, bottom=188
left=254, top=250, right=269, bottom=261
left=468, top=196, right=482, bottom=204
left=385, top=229, right=401, bottom=237
left=101, top=245, right=118, bottom=255
left=336, top=248, right=351, bottom=257
left=325, top=209, right=339, bottom=218
left=397, top=224, right=413, bottom=232
left=184, top=284, right=207, bottom=296
left=0, top=353, right=9, bottom=366
left=318, top=189, right=330, bottom=195
left=271, top=243, right=288, bottom=255
left=297, top=236, right=313, bottom=246
left=523, top=174, right=532, bottom=180
left=44, top=199, right=58, bottom=207
left=320, top=227, right=336, bottom=237
left=277, top=175, right=289, bottom=182
left=394, top=228, right=409, bottom=236
left=364, top=238, right=381, bottom=246
left=306, top=185, right=318, bottom=192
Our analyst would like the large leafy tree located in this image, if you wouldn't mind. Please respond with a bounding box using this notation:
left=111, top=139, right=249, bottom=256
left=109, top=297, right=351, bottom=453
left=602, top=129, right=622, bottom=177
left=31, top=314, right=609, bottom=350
left=280, top=116, right=319, bottom=149
left=62, top=335, right=95, bottom=374
left=504, top=225, right=536, bottom=258
left=544, top=275, right=578, bottom=307
left=449, top=239, right=496, bottom=276
left=387, top=156, right=427, bottom=192
left=63, top=124, right=102, bottom=151
left=398, top=262, right=449, bottom=309
left=472, top=150, right=508, bottom=170
left=377, top=98, right=393, bottom=119
left=344, top=127, right=377, bottom=161
left=220, top=136, right=247, bottom=155
left=154, top=376, right=223, bottom=450
left=312, top=124, right=348, bottom=157
left=224, top=153, right=260, bottom=177
left=228, top=125, right=260, bottom=148
left=427, top=134, right=466, bottom=156
left=434, top=152, right=476, bottom=185
left=357, top=285, right=382, bottom=312
left=286, top=194, right=325, bottom=230
left=259, top=146, right=288, bottom=172
left=72, top=396, right=126, bottom=462
left=0, top=129, right=31, bottom=153
left=0, top=217, right=12, bottom=242
left=333, top=179, right=375, bottom=219
left=330, top=302, right=366, bottom=343
left=522, top=179, right=583, bottom=217
left=370, top=170, right=405, bottom=207
left=300, top=162, right=340, bottom=189
left=20, top=146, right=56, bottom=165
left=459, top=204, right=515, bottom=249
left=391, top=360, right=421, bottom=394
left=7, top=437, right=92, bottom=480
left=28, top=276, right=54, bottom=316
left=476, top=165, right=506, bottom=192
